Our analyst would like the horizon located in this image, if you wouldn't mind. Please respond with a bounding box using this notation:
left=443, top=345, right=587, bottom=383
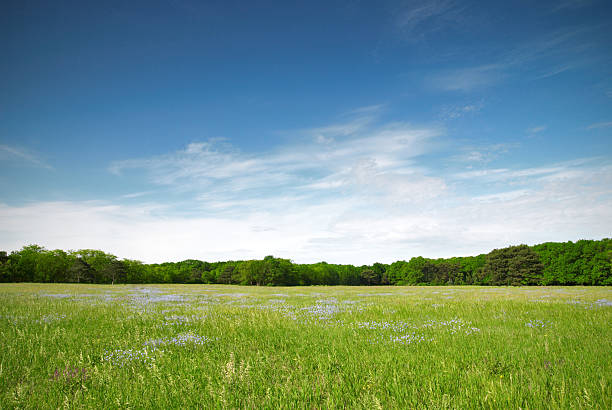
left=1, top=1, right=612, bottom=265
left=4, top=238, right=609, bottom=266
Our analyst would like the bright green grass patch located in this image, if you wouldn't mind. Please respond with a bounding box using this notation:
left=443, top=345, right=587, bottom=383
left=1, top=284, right=610, bottom=409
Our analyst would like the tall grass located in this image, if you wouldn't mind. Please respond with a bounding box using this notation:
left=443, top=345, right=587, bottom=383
left=1, top=284, right=610, bottom=408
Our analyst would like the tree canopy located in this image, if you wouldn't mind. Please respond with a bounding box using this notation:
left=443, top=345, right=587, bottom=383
left=0, top=239, right=610, bottom=286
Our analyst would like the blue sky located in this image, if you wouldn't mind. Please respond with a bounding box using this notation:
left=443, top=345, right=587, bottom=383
left=1, top=0, right=611, bottom=264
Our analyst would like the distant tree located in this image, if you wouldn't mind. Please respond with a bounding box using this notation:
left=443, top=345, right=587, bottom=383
left=72, top=249, right=119, bottom=283
left=311, top=262, right=339, bottom=285
left=218, top=264, right=236, bottom=284
left=122, top=259, right=145, bottom=283
left=387, top=261, right=411, bottom=285
left=0, top=251, right=10, bottom=282
left=457, top=254, right=486, bottom=285
left=68, top=258, right=95, bottom=283
left=295, top=264, right=316, bottom=285
left=421, top=260, right=461, bottom=285
left=482, top=245, right=543, bottom=286
left=11, top=245, right=45, bottom=282
left=261, top=256, right=296, bottom=286
left=372, top=263, right=389, bottom=285
left=201, top=263, right=219, bottom=283
left=101, top=260, right=127, bottom=284
left=2, top=238, right=609, bottom=286
left=337, top=264, right=361, bottom=285
left=36, top=249, right=71, bottom=282
left=403, top=257, right=429, bottom=285
left=360, top=269, right=379, bottom=285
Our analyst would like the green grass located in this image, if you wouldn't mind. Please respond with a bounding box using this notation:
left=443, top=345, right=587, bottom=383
left=1, top=284, right=610, bottom=409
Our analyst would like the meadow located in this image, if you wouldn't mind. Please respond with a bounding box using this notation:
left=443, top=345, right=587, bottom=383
left=0, top=284, right=610, bottom=409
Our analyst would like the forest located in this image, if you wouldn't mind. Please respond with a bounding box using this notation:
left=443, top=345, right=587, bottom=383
left=0, top=239, right=610, bottom=286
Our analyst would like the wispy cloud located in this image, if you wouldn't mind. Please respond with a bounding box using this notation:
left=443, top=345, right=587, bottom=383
left=452, top=158, right=603, bottom=182
left=395, top=0, right=468, bottom=39
left=532, top=63, right=580, bottom=80
left=3, top=113, right=611, bottom=264
left=0, top=144, right=53, bottom=169
left=428, top=27, right=598, bottom=92
left=2, top=158, right=610, bottom=263
left=439, top=101, right=484, bottom=120
left=452, top=143, right=516, bottom=164
left=527, top=125, right=547, bottom=134
left=82, top=115, right=612, bottom=263
left=110, top=111, right=445, bottom=213
left=587, top=121, right=612, bottom=129
left=121, top=191, right=156, bottom=199
left=428, top=64, right=502, bottom=92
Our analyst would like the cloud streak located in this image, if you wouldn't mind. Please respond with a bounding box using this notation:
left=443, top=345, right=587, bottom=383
left=587, top=121, right=612, bottom=129
left=0, top=144, right=53, bottom=169
left=394, top=0, right=468, bottom=39
left=428, top=27, right=600, bottom=92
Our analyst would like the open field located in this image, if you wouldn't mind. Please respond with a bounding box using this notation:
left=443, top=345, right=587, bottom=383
left=1, top=284, right=611, bottom=409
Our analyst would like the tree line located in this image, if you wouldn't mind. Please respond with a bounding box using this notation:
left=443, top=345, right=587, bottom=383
left=0, top=239, right=610, bottom=286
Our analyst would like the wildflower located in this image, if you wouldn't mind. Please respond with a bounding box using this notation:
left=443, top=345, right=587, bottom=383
left=144, top=333, right=213, bottom=347
left=525, top=320, right=549, bottom=328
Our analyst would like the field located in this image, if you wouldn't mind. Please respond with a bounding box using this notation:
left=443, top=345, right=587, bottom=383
left=0, top=284, right=610, bottom=409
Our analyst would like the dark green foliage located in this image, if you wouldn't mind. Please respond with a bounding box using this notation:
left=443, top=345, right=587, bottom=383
left=360, top=269, right=378, bottom=285
left=123, top=259, right=146, bottom=284
left=532, top=239, right=612, bottom=285
left=216, top=264, right=236, bottom=284
left=482, top=245, right=543, bottom=286
left=1, top=239, right=610, bottom=285
left=0, top=251, right=10, bottom=282
left=421, top=260, right=462, bottom=285
left=67, top=258, right=94, bottom=283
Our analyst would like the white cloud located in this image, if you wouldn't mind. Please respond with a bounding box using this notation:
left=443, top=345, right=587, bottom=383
left=0, top=144, right=53, bottom=169
left=121, top=191, right=156, bottom=199
left=428, top=27, right=596, bottom=92
left=1, top=160, right=610, bottom=264
left=439, top=101, right=484, bottom=120
left=587, top=121, right=612, bottom=129
left=533, top=63, right=579, bottom=80
left=395, top=0, right=467, bottom=39
left=471, top=190, right=530, bottom=203
left=429, top=64, right=503, bottom=92
left=453, top=143, right=516, bottom=165
left=527, top=125, right=547, bottom=134
left=452, top=158, right=602, bottom=183
left=109, top=115, right=445, bottom=214
left=2, top=134, right=611, bottom=264
left=2, top=112, right=611, bottom=265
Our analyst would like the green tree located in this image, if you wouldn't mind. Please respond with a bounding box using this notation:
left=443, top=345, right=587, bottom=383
left=360, top=269, right=379, bottom=285
left=36, top=249, right=71, bottom=282
left=372, top=263, right=389, bottom=285
left=11, top=245, right=45, bottom=282
left=124, top=259, right=146, bottom=283
left=217, top=264, right=236, bottom=284
left=103, top=259, right=127, bottom=284
left=482, top=245, right=543, bottom=286
left=0, top=251, right=10, bottom=282
left=68, top=257, right=95, bottom=283
left=72, top=249, right=118, bottom=283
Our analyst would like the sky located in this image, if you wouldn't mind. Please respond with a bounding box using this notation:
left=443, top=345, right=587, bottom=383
left=1, top=0, right=611, bottom=264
